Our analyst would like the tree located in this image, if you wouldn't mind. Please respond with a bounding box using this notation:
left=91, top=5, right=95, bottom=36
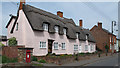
left=8, top=37, right=17, bottom=46
left=105, top=44, right=109, bottom=53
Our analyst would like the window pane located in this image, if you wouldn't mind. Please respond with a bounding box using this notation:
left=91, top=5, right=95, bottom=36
left=74, top=45, right=78, bottom=51
left=62, top=43, right=65, bottom=49
left=54, top=42, right=58, bottom=49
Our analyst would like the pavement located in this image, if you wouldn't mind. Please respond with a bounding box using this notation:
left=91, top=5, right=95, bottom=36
left=42, top=53, right=119, bottom=66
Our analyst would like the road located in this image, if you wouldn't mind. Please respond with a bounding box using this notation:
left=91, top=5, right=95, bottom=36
left=84, top=53, right=119, bottom=66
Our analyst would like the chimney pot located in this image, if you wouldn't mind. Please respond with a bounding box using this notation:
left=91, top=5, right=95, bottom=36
left=57, top=11, right=63, bottom=17
left=98, top=22, right=102, bottom=29
left=79, top=20, right=83, bottom=27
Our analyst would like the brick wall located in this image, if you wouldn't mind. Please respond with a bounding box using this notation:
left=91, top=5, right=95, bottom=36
left=90, top=26, right=109, bottom=52
left=2, top=46, right=24, bottom=58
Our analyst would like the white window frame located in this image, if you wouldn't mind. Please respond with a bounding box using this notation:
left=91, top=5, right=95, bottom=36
left=61, top=43, right=65, bottom=50
left=54, top=42, right=59, bottom=50
left=63, top=28, right=67, bottom=35
left=85, top=45, right=88, bottom=51
left=43, top=23, right=48, bottom=31
left=79, top=45, right=82, bottom=51
left=90, top=45, right=93, bottom=51
left=110, top=44, right=112, bottom=50
left=74, top=45, right=78, bottom=51
left=76, top=33, right=79, bottom=39
left=54, top=26, right=59, bottom=33
left=40, top=42, right=46, bottom=48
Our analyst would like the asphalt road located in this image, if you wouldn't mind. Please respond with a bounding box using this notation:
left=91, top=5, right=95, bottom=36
left=84, top=53, right=119, bottom=66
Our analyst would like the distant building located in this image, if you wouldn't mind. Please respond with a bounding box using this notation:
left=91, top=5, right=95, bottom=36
left=90, top=22, right=117, bottom=53
left=116, top=39, right=120, bottom=52
left=6, top=0, right=96, bottom=56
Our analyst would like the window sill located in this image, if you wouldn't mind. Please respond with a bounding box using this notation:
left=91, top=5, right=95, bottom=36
left=54, top=49, right=59, bottom=50
left=62, top=49, right=66, bottom=50
left=40, top=47, right=47, bottom=49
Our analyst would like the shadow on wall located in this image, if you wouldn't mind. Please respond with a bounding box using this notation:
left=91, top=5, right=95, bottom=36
left=34, top=31, right=44, bottom=37
left=68, top=39, right=76, bottom=43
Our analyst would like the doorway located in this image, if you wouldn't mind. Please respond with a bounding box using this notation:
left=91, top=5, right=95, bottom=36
left=48, top=39, right=54, bottom=53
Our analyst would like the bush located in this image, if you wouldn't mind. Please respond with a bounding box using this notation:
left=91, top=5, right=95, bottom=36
left=38, top=59, right=46, bottom=63
left=8, top=37, right=17, bottom=46
left=32, top=56, right=37, bottom=61
left=2, top=56, right=18, bottom=63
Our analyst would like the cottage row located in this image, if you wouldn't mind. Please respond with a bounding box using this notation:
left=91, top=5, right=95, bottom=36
left=5, top=1, right=119, bottom=56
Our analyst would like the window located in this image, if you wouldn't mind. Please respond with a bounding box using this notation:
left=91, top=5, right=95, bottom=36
left=54, top=26, right=59, bottom=33
left=40, top=42, right=46, bottom=48
left=110, top=44, right=112, bottom=49
left=74, top=45, right=78, bottom=51
left=85, top=45, right=88, bottom=51
left=76, top=33, right=79, bottom=38
left=16, top=23, right=18, bottom=31
left=90, top=45, right=93, bottom=51
left=43, top=23, right=48, bottom=31
left=54, top=42, right=58, bottom=50
left=63, top=28, right=67, bottom=35
left=62, top=43, right=65, bottom=49
left=79, top=45, right=82, bottom=51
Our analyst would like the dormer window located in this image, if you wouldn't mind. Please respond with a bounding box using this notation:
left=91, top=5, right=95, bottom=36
left=63, top=28, right=67, bottom=35
left=76, top=33, right=79, bottom=38
left=54, top=26, right=59, bottom=33
left=43, top=23, right=48, bottom=31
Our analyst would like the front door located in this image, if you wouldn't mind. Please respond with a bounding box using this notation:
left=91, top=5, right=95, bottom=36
left=26, top=50, right=31, bottom=63
left=48, top=39, right=54, bottom=53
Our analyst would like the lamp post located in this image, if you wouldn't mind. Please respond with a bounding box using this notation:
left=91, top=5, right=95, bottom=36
left=111, top=21, right=116, bottom=54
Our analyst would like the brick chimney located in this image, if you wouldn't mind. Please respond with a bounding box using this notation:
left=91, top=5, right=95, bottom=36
left=19, top=0, right=25, bottom=10
left=57, top=11, right=63, bottom=17
left=79, top=20, right=83, bottom=27
left=98, top=22, right=102, bottom=29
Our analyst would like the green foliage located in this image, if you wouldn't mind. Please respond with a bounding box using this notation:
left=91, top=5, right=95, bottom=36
left=2, top=55, right=18, bottom=63
left=8, top=37, right=17, bottom=46
left=0, top=42, right=5, bottom=47
left=105, top=45, right=109, bottom=50
left=32, top=56, right=37, bottom=61
left=38, top=59, right=46, bottom=63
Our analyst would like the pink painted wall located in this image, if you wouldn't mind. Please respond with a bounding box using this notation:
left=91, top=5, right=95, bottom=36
left=7, top=10, right=96, bottom=56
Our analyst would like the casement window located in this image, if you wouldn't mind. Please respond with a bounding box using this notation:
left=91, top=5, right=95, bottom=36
left=43, top=23, right=48, bottom=31
left=54, top=42, right=58, bottom=50
left=74, top=45, right=78, bottom=51
left=16, top=23, right=18, bottom=31
left=110, top=44, right=112, bottom=49
left=90, top=45, right=93, bottom=51
left=63, top=28, right=67, bottom=35
left=54, top=26, right=59, bottom=33
left=79, top=45, right=82, bottom=51
left=61, top=43, right=65, bottom=50
left=76, top=33, right=79, bottom=39
left=85, top=45, right=88, bottom=51
left=40, top=42, right=46, bottom=48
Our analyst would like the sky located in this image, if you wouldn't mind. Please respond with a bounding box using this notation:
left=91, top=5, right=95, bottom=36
left=1, top=1, right=119, bottom=38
